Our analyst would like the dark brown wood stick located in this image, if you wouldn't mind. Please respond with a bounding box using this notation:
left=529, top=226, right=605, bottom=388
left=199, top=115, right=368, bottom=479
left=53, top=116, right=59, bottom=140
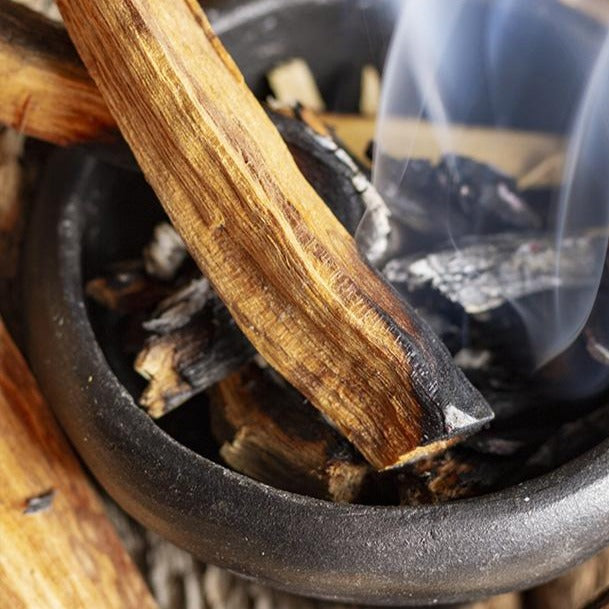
left=0, top=317, right=158, bottom=608
left=0, top=0, right=115, bottom=145
left=57, top=0, right=493, bottom=469
left=211, top=364, right=370, bottom=502
left=583, top=587, right=609, bottom=609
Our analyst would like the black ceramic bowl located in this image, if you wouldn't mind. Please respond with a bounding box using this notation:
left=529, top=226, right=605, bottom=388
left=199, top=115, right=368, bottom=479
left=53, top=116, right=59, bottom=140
left=24, top=0, right=609, bottom=605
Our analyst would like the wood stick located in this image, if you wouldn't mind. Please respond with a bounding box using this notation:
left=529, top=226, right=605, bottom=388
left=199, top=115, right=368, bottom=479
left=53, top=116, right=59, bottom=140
left=359, top=65, right=381, bottom=117
left=85, top=260, right=174, bottom=314
left=0, top=0, right=564, bottom=188
left=56, top=0, right=493, bottom=470
left=0, top=0, right=116, bottom=145
left=267, top=58, right=326, bottom=112
left=0, top=128, right=24, bottom=279
left=583, top=587, right=609, bottom=609
left=0, top=317, right=158, bottom=609
left=339, top=113, right=565, bottom=182
left=210, top=364, right=370, bottom=502
left=526, top=545, right=609, bottom=609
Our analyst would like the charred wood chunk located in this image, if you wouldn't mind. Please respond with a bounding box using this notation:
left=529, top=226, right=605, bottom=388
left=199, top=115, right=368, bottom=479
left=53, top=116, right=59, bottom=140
left=525, top=402, right=609, bottom=475
left=387, top=232, right=604, bottom=316
left=136, top=281, right=255, bottom=418
left=394, top=449, right=480, bottom=505
left=85, top=260, right=172, bottom=314
left=269, top=105, right=390, bottom=263
left=379, top=154, right=540, bottom=242
left=395, top=446, right=529, bottom=506
left=386, top=230, right=608, bottom=373
left=142, top=277, right=212, bottom=334
left=210, top=364, right=370, bottom=503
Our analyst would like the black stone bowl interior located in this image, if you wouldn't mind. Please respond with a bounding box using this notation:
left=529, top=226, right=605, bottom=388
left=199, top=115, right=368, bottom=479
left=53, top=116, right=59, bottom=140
left=23, top=0, right=609, bottom=605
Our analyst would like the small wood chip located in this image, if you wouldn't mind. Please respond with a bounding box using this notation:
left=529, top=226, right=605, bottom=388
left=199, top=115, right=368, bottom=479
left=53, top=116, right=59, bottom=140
left=267, top=58, right=326, bottom=112
left=359, top=64, right=381, bottom=117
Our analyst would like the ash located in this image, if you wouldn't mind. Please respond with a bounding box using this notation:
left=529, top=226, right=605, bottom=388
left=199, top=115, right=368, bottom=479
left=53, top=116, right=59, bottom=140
left=386, top=232, right=603, bottom=314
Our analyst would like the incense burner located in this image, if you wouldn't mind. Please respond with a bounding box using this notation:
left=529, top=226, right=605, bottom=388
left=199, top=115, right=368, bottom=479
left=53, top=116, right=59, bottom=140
left=23, top=0, right=609, bottom=605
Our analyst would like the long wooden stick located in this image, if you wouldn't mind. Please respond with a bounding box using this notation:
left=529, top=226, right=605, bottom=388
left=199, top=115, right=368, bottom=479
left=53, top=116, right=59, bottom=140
left=55, top=0, right=492, bottom=470
left=0, top=0, right=564, bottom=187
left=583, top=588, right=609, bottom=609
left=0, top=318, right=158, bottom=609
left=0, top=0, right=115, bottom=145
left=559, top=0, right=609, bottom=24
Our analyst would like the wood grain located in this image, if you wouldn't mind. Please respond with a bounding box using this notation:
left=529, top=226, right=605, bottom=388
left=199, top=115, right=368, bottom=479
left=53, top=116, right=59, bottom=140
left=0, top=318, right=158, bottom=609
left=55, top=0, right=492, bottom=470
left=211, top=364, right=370, bottom=502
left=0, top=0, right=115, bottom=144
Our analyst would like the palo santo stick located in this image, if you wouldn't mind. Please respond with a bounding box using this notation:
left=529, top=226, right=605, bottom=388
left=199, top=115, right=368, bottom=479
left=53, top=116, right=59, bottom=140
left=0, top=317, right=158, bottom=609
left=0, top=0, right=115, bottom=145
left=56, top=0, right=492, bottom=470
left=0, top=0, right=563, bottom=188
left=333, top=113, right=565, bottom=184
